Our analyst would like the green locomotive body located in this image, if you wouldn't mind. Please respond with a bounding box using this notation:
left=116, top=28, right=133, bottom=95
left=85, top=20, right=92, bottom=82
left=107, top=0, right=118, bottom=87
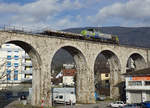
left=81, top=29, right=119, bottom=44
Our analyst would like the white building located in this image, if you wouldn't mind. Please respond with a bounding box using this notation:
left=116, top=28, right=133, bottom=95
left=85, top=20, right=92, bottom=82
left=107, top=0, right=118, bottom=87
left=63, top=64, right=75, bottom=69
left=0, top=44, right=32, bottom=96
left=124, top=68, right=150, bottom=103
left=62, top=69, right=76, bottom=87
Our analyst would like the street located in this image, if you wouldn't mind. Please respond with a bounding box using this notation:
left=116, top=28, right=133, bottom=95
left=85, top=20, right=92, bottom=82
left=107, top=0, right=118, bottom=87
left=1, top=99, right=112, bottom=108
left=55, top=101, right=112, bottom=108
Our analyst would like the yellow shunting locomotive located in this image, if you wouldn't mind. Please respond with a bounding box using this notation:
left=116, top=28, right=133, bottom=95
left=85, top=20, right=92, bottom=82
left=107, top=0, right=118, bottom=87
left=81, top=28, right=119, bottom=44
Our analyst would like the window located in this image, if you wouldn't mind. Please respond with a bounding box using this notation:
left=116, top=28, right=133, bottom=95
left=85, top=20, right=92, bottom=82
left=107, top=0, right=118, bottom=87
left=105, top=80, right=110, bottom=88
left=14, top=51, right=19, bottom=56
left=7, top=70, right=11, bottom=73
left=105, top=74, right=109, bottom=77
left=6, top=44, right=10, bottom=46
left=14, top=50, right=18, bottom=53
left=14, top=70, right=18, bottom=80
left=14, top=70, right=18, bottom=73
left=7, top=62, right=11, bottom=67
left=7, top=51, right=12, bottom=55
left=59, top=95, right=63, bottom=99
left=145, top=81, right=150, bottom=86
left=7, top=74, right=11, bottom=80
left=7, top=70, right=11, bottom=80
left=7, top=56, right=11, bottom=60
left=14, top=56, right=19, bottom=60
left=5, top=44, right=10, bottom=48
left=106, top=80, right=109, bottom=83
left=128, top=81, right=142, bottom=86
left=14, top=63, right=19, bottom=67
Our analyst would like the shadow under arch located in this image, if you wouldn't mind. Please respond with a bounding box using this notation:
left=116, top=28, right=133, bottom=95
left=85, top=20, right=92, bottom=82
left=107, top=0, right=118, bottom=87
left=94, top=50, right=122, bottom=100
left=126, top=53, right=147, bottom=72
left=51, top=45, right=94, bottom=104
left=6, top=40, right=42, bottom=105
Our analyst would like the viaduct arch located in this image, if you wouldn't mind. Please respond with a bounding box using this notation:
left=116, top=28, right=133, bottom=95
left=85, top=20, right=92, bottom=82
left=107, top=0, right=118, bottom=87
left=1, top=39, right=43, bottom=105
left=51, top=45, right=93, bottom=103
left=126, top=52, right=147, bottom=71
left=94, top=50, right=121, bottom=99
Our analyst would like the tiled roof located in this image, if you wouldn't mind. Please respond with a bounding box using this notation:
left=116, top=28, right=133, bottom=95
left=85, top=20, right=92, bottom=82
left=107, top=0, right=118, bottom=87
left=63, top=69, right=76, bottom=76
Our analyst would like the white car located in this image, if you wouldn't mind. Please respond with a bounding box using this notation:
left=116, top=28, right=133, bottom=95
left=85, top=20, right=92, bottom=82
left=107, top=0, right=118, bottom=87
left=109, top=101, right=126, bottom=108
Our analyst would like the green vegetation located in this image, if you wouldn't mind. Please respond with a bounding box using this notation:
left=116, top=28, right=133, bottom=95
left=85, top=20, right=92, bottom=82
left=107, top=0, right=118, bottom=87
left=12, top=103, right=55, bottom=108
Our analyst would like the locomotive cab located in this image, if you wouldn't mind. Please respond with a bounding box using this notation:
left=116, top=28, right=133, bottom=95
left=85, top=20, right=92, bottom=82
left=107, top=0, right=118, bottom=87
left=87, top=28, right=95, bottom=33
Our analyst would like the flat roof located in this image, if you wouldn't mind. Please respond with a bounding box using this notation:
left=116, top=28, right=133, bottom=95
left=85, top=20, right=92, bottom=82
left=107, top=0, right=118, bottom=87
left=123, top=67, right=150, bottom=76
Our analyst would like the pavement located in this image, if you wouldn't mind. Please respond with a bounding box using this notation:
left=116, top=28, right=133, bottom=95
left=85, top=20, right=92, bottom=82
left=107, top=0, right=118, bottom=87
left=55, top=101, right=112, bottom=108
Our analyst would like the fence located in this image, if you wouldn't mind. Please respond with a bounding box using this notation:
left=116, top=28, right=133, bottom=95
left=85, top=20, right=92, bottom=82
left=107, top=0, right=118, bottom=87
left=0, top=24, right=49, bottom=34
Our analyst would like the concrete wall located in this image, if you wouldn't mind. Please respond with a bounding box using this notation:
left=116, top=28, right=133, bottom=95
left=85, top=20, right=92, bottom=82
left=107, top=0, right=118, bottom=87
left=0, top=31, right=150, bottom=106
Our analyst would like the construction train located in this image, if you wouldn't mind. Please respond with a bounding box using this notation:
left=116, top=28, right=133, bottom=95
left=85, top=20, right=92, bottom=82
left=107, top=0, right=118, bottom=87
left=42, top=28, right=119, bottom=44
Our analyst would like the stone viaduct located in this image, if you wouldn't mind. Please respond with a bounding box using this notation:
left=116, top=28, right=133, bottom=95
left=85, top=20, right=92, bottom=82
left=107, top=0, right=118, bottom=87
left=0, top=30, right=150, bottom=107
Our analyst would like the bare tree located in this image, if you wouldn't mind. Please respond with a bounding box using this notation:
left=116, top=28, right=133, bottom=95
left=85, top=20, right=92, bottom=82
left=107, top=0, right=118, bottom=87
left=0, top=58, right=7, bottom=80
left=0, top=57, right=22, bottom=91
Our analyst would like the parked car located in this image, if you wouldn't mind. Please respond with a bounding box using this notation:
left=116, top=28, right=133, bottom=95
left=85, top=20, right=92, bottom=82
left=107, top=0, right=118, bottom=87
left=120, top=103, right=142, bottom=108
left=108, top=101, right=126, bottom=108
left=94, top=92, right=106, bottom=101
left=141, top=101, right=150, bottom=108
left=99, top=95, right=106, bottom=101
left=94, top=92, right=99, bottom=101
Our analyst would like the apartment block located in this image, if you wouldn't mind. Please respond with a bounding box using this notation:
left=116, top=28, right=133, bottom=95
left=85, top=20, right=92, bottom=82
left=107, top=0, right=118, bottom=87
left=0, top=44, right=32, bottom=97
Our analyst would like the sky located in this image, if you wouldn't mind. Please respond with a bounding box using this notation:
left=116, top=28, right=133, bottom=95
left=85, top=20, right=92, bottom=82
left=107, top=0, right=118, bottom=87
left=0, top=0, right=150, bottom=30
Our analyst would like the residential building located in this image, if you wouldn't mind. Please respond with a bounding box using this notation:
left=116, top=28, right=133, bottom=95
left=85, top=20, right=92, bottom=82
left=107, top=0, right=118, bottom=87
left=100, top=73, right=110, bottom=88
left=124, top=68, right=150, bottom=103
left=0, top=44, right=32, bottom=97
left=62, top=69, right=76, bottom=87
left=51, top=64, right=76, bottom=87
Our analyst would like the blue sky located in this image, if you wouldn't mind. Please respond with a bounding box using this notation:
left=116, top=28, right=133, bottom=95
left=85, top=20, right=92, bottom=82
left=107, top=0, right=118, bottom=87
left=0, top=0, right=150, bottom=30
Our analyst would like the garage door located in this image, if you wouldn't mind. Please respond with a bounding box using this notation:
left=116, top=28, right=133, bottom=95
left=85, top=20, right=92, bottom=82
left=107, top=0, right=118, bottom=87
left=130, top=91, right=142, bottom=103
left=146, top=91, right=150, bottom=101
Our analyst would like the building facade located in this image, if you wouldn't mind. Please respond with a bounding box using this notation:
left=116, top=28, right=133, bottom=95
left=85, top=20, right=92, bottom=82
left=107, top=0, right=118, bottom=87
left=125, top=68, right=150, bottom=103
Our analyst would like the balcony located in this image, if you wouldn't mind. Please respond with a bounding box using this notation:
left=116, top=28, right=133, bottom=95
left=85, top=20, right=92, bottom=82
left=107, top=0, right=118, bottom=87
left=0, top=78, right=32, bottom=84
left=126, top=85, right=150, bottom=90
left=22, top=70, right=32, bottom=74
left=22, top=54, right=30, bottom=59
left=25, top=55, right=30, bottom=59
left=0, top=80, right=22, bottom=84
left=21, top=78, right=32, bottom=83
left=22, top=62, right=32, bottom=66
